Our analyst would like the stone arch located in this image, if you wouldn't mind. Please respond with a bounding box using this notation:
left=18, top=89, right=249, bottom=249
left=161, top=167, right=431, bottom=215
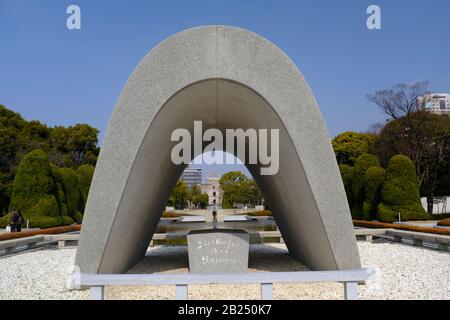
left=75, top=26, right=360, bottom=273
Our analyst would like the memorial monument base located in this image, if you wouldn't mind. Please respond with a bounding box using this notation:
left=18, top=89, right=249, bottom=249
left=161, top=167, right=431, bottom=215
left=187, top=229, right=250, bottom=274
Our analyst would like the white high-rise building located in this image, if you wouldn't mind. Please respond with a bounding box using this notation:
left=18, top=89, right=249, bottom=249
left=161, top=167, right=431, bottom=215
left=421, top=93, right=450, bottom=115
left=180, top=166, right=202, bottom=188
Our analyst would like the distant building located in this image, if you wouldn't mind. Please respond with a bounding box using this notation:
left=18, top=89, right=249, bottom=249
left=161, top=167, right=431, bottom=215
left=201, top=173, right=222, bottom=208
left=421, top=93, right=450, bottom=116
left=180, top=166, right=202, bottom=188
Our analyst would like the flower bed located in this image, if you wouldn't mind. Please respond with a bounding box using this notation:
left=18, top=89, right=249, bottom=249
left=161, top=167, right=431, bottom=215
left=353, top=220, right=450, bottom=236
left=437, top=218, right=450, bottom=227
left=245, top=210, right=272, bottom=217
left=0, top=224, right=81, bottom=241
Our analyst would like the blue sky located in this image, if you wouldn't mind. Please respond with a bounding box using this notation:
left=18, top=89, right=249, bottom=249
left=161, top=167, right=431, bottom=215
left=1, top=0, right=449, bottom=178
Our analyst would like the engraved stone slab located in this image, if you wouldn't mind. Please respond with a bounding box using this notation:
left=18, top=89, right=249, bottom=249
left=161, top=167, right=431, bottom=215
left=187, top=229, right=249, bottom=273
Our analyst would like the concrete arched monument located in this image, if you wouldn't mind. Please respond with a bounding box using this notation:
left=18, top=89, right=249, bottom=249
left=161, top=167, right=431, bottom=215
left=75, top=26, right=361, bottom=274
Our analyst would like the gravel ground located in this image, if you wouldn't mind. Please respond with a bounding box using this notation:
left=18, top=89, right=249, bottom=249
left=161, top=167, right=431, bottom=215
left=0, top=242, right=448, bottom=300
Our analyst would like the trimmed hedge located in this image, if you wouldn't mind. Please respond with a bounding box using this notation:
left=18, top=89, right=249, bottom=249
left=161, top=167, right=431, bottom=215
left=338, top=153, right=430, bottom=223
left=353, top=220, right=450, bottom=236
left=76, top=164, right=94, bottom=214
left=59, top=167, right=81, bottom=222
left=376, top=155, right=427, bottom=222
left=362, top=166, right=385, bottom=220
left=339, top=164, right=354, bottom=208
left=9, top=150, right=56, bottom=214
left=385, top=154, right=419, bottom=186
left=1, top=150, right=94, bottom=228
left=5, top=150, right=69, bottom=229
left=351, top=154, right=380, bottom=219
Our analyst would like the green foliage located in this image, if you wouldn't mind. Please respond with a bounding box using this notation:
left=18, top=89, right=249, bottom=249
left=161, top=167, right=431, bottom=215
left=76, top=164, right=94, bottom=211
left=332, top=132, right=377, bottom=165
left=59, top=167, right=81, bottom=220
left=339, top=164, right=353, bottom=207
left=7, top=149, right=88, bottom=228
left=351, top=154, right=380, bottom=219
left=220, top=171, right=262, bottom=209
left=52, top=124, right=99, bottom=166
left=9, top=150, right=56, bottom=214
left=26, top=194, right=73, bottom=228
left=385, top=154, right=418, bottom=185
left=190, top=185, right=209, bottom=209
left=50, top=164, right=68, bottom=216
left=30, top=195, right=60, bottom=217
left=362, top=167, right=386, bottom=220
left=73, top=211, right=83, bottom=224
left=376, top=155, right=427, bottom=222
left=171, top=180, right=190, bottom=209
left=0, top=213, right=11, bottom=228
left=0, top=105, right=99, bottom=212
left=9, top=151, right=63, bottom=228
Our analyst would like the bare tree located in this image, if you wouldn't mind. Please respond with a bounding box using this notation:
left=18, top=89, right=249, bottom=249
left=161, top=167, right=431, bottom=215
left=367, top=82, right=430, bottom=120
left=365, top=122, right=386, bottom=135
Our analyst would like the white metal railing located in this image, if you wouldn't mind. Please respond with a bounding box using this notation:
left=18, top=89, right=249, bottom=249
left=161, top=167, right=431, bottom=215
left=70, top=268, right=375, bottom=300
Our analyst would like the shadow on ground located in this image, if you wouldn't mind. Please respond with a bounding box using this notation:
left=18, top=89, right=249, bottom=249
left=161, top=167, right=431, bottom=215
left=127, top=244, right=308, bottom=274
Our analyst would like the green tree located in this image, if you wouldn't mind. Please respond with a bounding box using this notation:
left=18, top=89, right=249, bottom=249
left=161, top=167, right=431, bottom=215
left=0, top=105, right=26, bottom=213
left=51, top=124, right=99, bottom=167
left=332, top=132, right=377, bottom=165
left=190, top=184, right=209, bottom=209
left=170, top=180, right=190, bottom=209
left=220, top=171, right=262, bottom=208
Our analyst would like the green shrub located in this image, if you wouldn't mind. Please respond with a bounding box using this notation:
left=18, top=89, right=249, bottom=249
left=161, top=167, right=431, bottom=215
left=73, top=211, right=83, bottom=224
left=59, top=167, right=80, bottom=218
left=351, top=154, right=380, bottom=219
left=76, top=164, right=94, bottom=213
left=6, top=150, right=94, bottom=228
left=385, top=154, right=419, bottom=186
left=376, top=203, right=398, bottom=222
left=30, top=195, right=60, bottom=217
left=28, top=215, right=63, bottom=229
left=61, top=215, right=74, bottom=225
left=376, top=155, right=427, bottom=222
left=0, top=213, right=10, bottom=228
left=50, top=164, right=68, bottom=216
left=27, top=194, right=63, bottom=228
left=362, top=166, right=385, bottom=220
left=9, top=150, right=56, bottom=214
left=339, top=164, right=354, bottom=207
